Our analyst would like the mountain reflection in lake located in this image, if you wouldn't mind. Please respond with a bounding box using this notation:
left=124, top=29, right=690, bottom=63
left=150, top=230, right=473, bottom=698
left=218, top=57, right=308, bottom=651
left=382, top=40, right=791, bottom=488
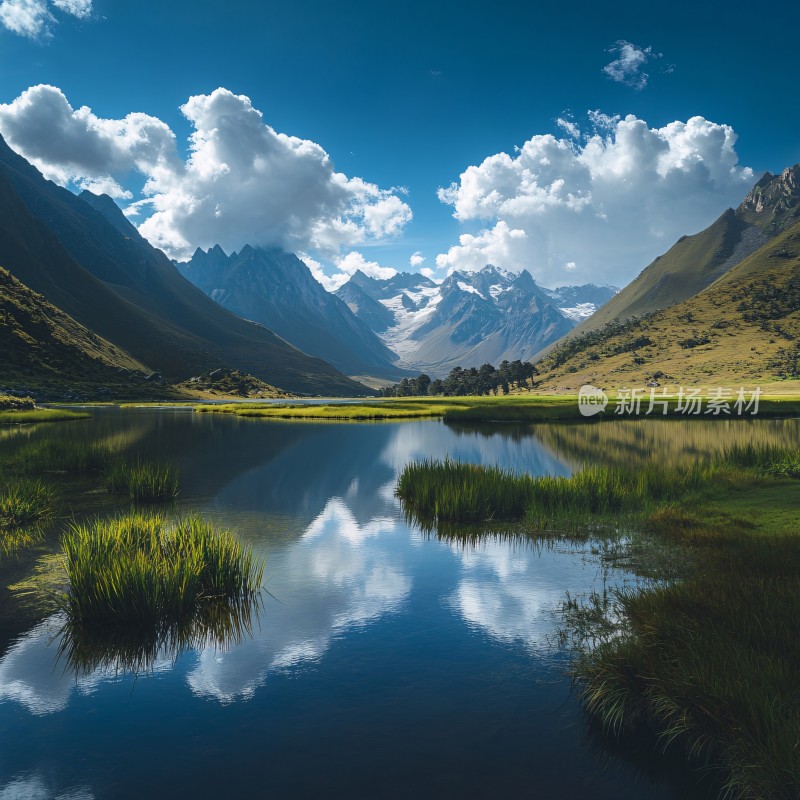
left=1, top=410, right=792, bottom=799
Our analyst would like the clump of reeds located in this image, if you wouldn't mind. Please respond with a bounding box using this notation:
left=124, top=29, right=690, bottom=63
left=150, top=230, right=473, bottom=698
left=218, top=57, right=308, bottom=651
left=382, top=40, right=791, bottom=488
left=0, top=478, right=54, bottom=529
left=105, top=459, right=180, bottom=502
left=59, top=512, right=264, bottom=626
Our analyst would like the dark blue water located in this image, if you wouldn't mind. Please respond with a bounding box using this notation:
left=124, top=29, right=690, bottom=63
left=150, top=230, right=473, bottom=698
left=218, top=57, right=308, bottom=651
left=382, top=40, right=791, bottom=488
left=3, top=411, right=792, bottom=799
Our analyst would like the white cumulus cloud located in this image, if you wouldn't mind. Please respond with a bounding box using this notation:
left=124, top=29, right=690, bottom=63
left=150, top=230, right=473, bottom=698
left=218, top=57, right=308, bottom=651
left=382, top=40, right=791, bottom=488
left=0, top=0, right=91, bottom=38
left=0, top=84, right=177, bottom=198
left=436, top=113, right=755, bottom=285
left=0, top=85, right=412, bottom=260
left=409, top=250, right=425, bottom=268
left=138, top=89, right=412, bottom=259
left=50, top=0, right=90, bottom=15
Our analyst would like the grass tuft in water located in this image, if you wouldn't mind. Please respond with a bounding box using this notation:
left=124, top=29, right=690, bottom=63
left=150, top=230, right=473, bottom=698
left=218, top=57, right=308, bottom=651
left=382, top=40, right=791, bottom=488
left=104, top=459, right=180, bottom=502
left=396, top=458, right=711, bottom=526
left=59, top=512, right=264, bottom=626
left=0, top=478, right=54, bottom=529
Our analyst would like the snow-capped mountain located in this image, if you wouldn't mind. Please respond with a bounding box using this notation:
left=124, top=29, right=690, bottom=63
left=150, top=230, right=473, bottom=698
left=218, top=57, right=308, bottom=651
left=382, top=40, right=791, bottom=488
left=335, top=265, right=617, bottom=375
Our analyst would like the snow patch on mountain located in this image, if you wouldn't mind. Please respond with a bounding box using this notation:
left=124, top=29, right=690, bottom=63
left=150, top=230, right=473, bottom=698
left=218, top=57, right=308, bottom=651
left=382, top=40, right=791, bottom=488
left=559, top=302, right=600, bottom=322
left=457, top=281, right=484, bottom=298
left=379, top=287, right=442, bottom=363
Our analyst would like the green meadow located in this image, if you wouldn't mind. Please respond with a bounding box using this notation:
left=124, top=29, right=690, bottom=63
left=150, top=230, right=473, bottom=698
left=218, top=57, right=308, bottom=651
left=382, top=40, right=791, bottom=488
left=194, top=392, right=800, bottom=423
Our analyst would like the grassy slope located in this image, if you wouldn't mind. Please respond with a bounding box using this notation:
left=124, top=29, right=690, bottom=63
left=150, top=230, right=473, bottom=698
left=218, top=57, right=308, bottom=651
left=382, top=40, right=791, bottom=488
left=172, top=369, right=292, bottom=399
left=533, top=218, right=800, bottom=391
left=0, top=137, right=367, bottom=396
left=572, top=209, right=747, bottom=335
left=0, top=265, right=149, bottom=388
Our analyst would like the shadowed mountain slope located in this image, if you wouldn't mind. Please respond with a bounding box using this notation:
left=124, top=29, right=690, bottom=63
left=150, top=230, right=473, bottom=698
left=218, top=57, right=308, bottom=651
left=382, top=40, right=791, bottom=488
left=0, top=135, right=366, bottom=395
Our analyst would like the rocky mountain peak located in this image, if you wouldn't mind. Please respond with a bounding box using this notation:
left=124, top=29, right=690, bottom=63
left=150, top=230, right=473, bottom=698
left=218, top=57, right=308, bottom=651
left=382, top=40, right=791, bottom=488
left=739, top=164, right=800, bottom=218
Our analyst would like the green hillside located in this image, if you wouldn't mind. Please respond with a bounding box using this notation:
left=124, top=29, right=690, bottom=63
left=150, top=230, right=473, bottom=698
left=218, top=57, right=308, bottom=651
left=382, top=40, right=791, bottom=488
left=534, top=165, right=800, bottom=358
left=533, top=217, right=800, bottom=391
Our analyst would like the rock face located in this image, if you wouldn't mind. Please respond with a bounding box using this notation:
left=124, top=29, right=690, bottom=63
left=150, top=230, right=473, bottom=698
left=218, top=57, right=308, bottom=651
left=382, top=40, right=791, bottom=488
left=739, top=165, right=800, bottom=222
left=335, top=265, right=615, bottom=375
left=177, top=246, right=405, bottom=378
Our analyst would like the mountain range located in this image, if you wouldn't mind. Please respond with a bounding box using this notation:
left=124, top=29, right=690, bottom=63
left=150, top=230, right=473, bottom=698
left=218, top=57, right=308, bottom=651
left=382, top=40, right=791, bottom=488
left=334, top=266, right=616, bottom=375
left=1, top=125, right=796, bottom=399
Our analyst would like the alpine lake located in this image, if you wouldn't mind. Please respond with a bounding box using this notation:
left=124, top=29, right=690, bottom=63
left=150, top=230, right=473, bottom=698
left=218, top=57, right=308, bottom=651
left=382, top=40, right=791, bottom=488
left=1, top=406, right=797, bottom=799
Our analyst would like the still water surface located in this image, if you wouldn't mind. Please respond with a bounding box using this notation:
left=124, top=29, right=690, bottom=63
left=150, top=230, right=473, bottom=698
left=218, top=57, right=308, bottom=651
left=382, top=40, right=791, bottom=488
left=1, top=410, right=797, bottom=799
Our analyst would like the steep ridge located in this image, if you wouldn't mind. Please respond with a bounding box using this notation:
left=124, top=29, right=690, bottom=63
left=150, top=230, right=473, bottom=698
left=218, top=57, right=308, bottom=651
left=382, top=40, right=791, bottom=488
left=537, top=166, right=800, bottom=356
left=0, top=135, right=366, bottom=395
left=0, top=266, right=147, bottom=392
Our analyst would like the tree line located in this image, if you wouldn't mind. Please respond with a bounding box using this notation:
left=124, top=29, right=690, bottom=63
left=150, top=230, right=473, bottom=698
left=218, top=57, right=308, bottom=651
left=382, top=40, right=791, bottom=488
left=378, top=360, right=538, bottom=397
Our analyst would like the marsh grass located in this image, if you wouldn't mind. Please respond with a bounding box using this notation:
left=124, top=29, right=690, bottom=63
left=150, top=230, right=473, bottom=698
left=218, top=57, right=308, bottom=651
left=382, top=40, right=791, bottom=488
left=0, top=478, right=54, bottom=555
left=0, top=478, right=54, bottom=530
left=396, top=458, right=711, bottom=527
left=195, top=395, right=800, bottom=424
left=398, top=444, right=800, bottom=796
left=197, top=400, right=461, bottom=420
left=59, top=512, right=264, bottom=627
left=0, top=409, right=89, bottom=425
left=576, top=535, right=800, bottom=798
left=104, top=459, right=180, bottom=502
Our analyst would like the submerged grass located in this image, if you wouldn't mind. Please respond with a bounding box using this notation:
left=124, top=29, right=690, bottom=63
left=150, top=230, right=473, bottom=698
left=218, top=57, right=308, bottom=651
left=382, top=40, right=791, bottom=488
left=104, top=459, right=180, bottom=502
left=59, top=512, right=264, bottom=626
left=15, top=439, right=115, bottom=474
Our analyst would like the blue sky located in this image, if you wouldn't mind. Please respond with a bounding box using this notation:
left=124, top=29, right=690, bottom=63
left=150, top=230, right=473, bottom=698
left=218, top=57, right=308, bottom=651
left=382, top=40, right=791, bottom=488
left=1, top=0, right=799, bottom=289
